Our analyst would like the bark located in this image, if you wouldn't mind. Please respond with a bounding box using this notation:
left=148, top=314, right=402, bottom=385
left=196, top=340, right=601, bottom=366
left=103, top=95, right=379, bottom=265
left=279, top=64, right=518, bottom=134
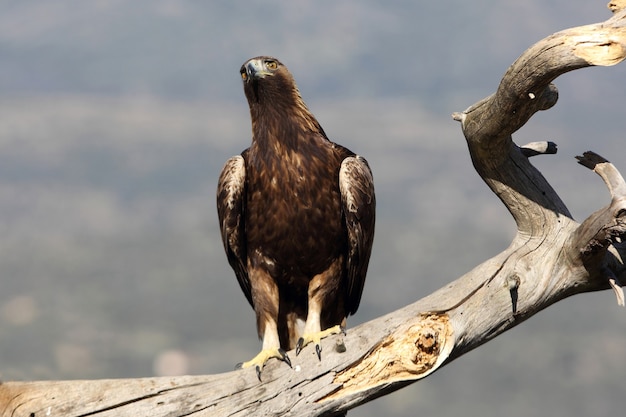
left=2, top=3, right=626, bottom=417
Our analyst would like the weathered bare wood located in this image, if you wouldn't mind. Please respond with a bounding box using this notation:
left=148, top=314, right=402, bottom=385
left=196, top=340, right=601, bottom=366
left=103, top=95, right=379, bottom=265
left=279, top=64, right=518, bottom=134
left=519, top=141, right=558, bottom=157
left=2, top=4, right=626, bottom=417
left=610, top=0, right=626, bottom=13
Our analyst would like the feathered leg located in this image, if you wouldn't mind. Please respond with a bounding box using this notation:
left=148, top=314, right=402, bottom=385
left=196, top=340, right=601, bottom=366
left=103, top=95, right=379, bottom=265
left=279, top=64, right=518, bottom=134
left=236, top=266, right=291, bottom=380
left=295, top=261, right=346, bottom=359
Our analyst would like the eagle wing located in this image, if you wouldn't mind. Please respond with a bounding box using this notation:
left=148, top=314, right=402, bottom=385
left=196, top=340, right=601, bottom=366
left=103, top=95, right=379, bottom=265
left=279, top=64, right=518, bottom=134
left=216, top=154, right=253, bottom=307
left=339, top=155, right=376, bottom=315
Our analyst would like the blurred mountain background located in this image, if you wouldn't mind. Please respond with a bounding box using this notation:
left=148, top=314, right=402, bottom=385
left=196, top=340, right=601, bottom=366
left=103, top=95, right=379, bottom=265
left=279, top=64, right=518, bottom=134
left=0, top=1, right=625, bottom=416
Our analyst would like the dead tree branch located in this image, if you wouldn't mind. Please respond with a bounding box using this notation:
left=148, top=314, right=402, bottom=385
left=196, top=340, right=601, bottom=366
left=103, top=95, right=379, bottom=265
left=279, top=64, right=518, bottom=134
left=2, top=3, right=626, bottom=417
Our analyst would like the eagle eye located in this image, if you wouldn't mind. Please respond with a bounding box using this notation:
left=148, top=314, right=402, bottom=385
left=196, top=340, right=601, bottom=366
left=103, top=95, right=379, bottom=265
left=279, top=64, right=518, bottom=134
left=265, top=60, right=278, bottom=70
left=240, top=68, right=248, bottom=81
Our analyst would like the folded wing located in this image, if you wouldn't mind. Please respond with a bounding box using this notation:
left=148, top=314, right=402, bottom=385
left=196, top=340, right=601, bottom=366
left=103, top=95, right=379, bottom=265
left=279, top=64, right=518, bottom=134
left=339, top=155, right=376, bottom=315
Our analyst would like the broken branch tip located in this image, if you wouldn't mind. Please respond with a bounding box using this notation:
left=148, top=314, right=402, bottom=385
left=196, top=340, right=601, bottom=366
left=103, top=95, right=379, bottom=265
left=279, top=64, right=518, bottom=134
left=451, top=112, right=466, bottom=123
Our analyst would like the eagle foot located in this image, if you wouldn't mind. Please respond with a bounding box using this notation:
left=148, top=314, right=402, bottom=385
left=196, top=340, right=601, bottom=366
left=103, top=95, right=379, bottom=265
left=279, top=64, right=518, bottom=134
left=295, top=324, right=345, bottom=360
left=235, top=347, right=291, bottom=381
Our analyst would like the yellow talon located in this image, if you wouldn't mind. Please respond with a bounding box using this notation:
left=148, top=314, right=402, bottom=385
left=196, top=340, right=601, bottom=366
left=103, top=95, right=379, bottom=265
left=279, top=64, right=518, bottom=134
left=296, top=324, right=345, bottom=359
left=236, top=347, right=291, bottom=380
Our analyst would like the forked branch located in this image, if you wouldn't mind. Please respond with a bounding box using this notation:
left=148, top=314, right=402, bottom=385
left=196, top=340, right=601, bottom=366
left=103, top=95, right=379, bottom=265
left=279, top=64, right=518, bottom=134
left=1, top=4, right=626, bottom=417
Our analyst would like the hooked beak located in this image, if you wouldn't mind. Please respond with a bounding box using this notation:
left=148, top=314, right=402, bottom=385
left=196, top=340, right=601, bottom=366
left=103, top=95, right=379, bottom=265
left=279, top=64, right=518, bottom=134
left=244, top=59, right=272, bottom=80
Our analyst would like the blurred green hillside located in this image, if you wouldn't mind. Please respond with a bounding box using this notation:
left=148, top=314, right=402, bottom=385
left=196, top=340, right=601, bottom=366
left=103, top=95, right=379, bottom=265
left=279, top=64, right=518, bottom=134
left=0, top=2, right=625, bottom=416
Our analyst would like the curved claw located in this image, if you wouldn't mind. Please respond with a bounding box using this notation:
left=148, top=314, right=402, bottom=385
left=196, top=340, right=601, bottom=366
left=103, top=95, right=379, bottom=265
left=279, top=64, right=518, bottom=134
left=315, top=344, right=322, bottom=360
left=295, top=337, right=305, bottom=356
left=278, top=348, right=292, bottom=367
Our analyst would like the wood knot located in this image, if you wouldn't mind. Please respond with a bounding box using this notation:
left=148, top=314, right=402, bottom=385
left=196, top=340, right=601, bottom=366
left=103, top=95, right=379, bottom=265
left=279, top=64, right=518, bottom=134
left=416, top=330, right=438, bottom=354
left=608, top=0, right=626, bottom=13
left=321, top=314, right=454, bottom=402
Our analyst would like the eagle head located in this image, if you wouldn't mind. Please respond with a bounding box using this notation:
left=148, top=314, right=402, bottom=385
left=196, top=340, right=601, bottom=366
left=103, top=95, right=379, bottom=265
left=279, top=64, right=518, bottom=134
left=240, top=56, right=325, bottom=139
left=240, top=56, right=283, bottom=81
left=240, top=56, right=301, bottom=106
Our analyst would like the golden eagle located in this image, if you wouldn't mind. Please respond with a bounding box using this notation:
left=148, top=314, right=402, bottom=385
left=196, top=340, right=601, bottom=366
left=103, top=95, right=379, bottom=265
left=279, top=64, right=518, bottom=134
left=217, top=56, right=375, bottom=378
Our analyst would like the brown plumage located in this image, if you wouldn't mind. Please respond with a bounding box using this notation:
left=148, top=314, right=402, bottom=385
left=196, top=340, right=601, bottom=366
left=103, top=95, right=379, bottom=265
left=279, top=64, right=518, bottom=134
left=217, top=56, right=375, bottom=377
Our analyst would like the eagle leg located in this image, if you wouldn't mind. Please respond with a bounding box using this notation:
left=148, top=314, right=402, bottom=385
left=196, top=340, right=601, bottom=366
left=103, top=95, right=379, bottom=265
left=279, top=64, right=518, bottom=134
left=296, top=264, right=347, bottom=360
left=296, top=324, right=345, bottom=360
